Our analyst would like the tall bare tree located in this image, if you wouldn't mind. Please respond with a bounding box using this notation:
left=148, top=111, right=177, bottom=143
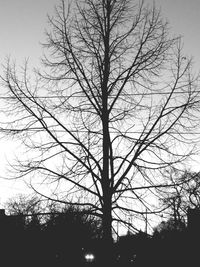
left=1, top=0, right=200, bottom=262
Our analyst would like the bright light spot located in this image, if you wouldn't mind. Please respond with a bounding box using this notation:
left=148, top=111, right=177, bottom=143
left=85, top=253, right=95, bottom=262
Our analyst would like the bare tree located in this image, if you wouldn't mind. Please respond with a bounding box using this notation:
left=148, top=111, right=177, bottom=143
left=1, top=0, right=200, bottom=262
left=160, top=170, right=200, bottom=226
left=4, top=194, right=42, bottom=216
left=4, top=194, right=45, bottom=227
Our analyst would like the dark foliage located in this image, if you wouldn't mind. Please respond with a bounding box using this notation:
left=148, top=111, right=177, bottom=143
left=0, top=204, right=102, bottom=267
left=0, top=206, right=199, bottom=267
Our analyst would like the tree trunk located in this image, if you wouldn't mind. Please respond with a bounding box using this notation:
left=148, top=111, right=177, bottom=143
left=101, top=195, right=114, bottom=265
left=101, top=77, right=114, bottom=263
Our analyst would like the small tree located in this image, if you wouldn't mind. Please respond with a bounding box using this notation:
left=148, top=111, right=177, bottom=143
left=5, top=194, right=42, bottom=215
left=4, top=194, right=44, bottom=227
left=1, top=0, right=200, bottom=262
left=160, top=170, right=200, bottom=225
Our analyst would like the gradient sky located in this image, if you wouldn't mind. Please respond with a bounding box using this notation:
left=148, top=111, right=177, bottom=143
left=0, top=0, right=200, bottom=204
left=152, top=0, right=200, bottom=70
left=0, top=0, right=56, bottom=66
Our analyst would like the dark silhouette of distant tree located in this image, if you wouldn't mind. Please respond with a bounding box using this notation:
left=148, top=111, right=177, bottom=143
left=159, top=170, right=200, bottom=227
left=153, top=170, right=200, bottom=267
left=153, top=218, right=186, bottom=238
left=5, top=194, right=41, bottom=214
left=2, top=196, right=101, bottom=266
left=1, top=0, right=200, bottom=263
left=4, top=193, right=44, bottom=227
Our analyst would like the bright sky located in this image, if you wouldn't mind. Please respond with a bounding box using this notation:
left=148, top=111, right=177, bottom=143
left=0, top=0, right=200, bottom=204
left=151, top=0, right=200, bottom=70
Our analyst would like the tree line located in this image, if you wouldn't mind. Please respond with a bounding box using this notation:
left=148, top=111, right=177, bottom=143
left=2, top=169, right=200, bottom=267
left=1, top=196, right=102, bottom=267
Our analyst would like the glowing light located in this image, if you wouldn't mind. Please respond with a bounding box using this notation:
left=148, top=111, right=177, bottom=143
left=84, top=253, right=95, bottom=262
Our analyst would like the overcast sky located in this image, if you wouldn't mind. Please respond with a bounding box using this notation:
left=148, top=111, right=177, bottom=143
left=0, top=0, right=200, bottom=204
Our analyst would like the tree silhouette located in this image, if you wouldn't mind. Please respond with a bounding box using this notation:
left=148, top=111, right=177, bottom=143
left=1, top=197, right=101, bottom=266
left=1, top=0, right=200, bottom=263
left=159, top=170, right=200, bottom=227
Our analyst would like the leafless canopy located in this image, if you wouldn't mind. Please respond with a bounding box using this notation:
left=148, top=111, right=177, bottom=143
left=160, top=170, right=200, bottom=225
